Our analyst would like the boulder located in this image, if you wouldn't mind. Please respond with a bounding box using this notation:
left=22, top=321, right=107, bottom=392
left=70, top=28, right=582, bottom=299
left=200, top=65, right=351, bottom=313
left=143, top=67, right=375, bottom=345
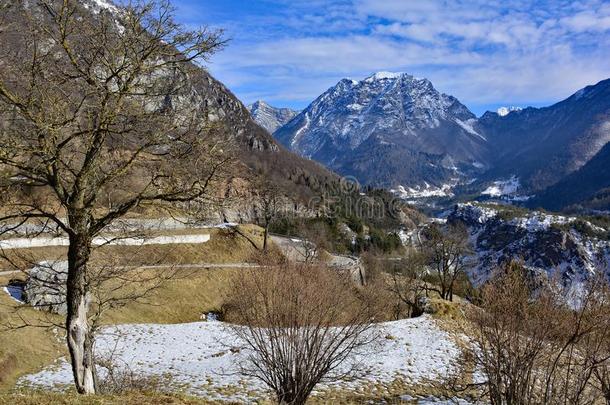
left=24, top=261, right=68, bottom=315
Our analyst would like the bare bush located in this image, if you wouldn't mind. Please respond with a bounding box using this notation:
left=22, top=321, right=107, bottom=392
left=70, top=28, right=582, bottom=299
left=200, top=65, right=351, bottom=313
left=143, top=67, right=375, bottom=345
left=385, top=250, right=429, bottom=318
left=224, top=263, right=378, bottom=405
left=96, top=355, right=171, bottom=395
left=468, top=262, right=610, bottom=404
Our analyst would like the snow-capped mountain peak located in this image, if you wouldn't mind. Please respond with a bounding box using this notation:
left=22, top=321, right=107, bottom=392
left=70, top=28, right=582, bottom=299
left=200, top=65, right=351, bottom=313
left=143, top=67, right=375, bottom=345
left=364, top=71, right=405, bottom=82
left=496, top=106, right=522, bottom=117
left=273, top=72, right=489, bottom=188
left=247, top=101, right=299, bottom=134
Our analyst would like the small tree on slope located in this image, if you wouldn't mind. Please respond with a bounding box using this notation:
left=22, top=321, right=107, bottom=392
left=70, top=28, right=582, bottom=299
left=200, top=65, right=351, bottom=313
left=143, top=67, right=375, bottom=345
left=420, top=222, right=473, bottom=301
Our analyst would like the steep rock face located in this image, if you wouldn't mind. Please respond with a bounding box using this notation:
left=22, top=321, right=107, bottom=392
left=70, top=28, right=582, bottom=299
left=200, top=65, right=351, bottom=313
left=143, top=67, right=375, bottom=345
left=449, top=203, right=610, bottom=285
left=247, top=101, right=299, bottom=134
left=274, top=72, right=489, bottom=188
left=179, top=72, right=279, bottom=152
left=2, top=0, right=273, bottom=154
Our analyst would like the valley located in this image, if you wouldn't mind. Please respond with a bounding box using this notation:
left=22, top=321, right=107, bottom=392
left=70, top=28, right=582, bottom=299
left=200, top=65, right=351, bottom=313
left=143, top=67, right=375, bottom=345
left=0, top=0, right=609, bottom=404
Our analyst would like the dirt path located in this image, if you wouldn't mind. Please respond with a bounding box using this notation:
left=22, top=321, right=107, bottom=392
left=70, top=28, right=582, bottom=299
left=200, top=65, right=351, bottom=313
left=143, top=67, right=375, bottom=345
left=0, top=262, right=260, bottom=278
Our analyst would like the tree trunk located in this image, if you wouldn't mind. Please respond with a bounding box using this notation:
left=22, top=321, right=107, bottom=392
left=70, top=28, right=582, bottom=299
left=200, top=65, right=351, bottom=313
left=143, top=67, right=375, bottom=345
left=263, top=224, right=269, bottom=252
left=66, top=227, right=96, bottom=394
left=277, top=389, right=309, bottom=405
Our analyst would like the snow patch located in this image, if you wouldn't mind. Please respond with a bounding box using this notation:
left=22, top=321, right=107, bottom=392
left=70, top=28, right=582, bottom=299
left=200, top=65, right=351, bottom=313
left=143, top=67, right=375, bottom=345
left=83, top=0, right=118, bottom=13
left=20, top=316, right=460, bottom=401
left=496, top=106, right=522, bottom=117
left=0, top=233, right=210, bottom=250
left=454, top=118, right=485, bottom=140
left=365, top=71, right=404, bottom=82
left=481, top=176, right=520, bottom=197
left=510, top=213, right=575, bottom=232
left=392, top=182, right=456, bottom=199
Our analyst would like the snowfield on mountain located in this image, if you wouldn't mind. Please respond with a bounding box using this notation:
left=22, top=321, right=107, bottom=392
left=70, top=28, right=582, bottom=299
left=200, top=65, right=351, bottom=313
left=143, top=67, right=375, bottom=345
left=449, top=203, right=610, bottom=285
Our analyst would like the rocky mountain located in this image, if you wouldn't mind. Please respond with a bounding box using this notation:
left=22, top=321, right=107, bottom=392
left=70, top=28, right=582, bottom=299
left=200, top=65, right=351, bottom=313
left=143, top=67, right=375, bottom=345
left=273, top=72, right=610, bottom=211
left=528, top=142, right=610, bottom=212
left=449, top=203, right=610, bottom=286
left=274, top=72, right=489, bottom=188
left=1, top=0, right=343, bottom=213
left=247, top=101, right=299, bottom=133
left=1, top=0, right=431, bottom=233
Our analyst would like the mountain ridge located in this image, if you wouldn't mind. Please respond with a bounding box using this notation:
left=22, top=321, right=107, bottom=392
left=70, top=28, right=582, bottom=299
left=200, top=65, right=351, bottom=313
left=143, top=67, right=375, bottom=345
left=265, top=72, right=610, bottom=211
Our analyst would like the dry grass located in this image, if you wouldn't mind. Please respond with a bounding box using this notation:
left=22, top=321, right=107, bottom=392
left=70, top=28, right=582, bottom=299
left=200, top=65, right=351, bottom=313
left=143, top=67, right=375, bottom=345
left=104, top=267, right=241, bottom=324
left=311, top=377, right=475, bottom=404
left=0, top=291, right=65, bottom=391
left=0, top=391, right=217, bottom=405
left=427, top=298, right=469, bottom=321
left=0, top=225, right=267, bottom=392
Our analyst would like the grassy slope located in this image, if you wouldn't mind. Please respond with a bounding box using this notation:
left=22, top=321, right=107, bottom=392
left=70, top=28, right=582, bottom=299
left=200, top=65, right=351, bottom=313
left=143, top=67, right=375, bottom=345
left=0, top=225, right=474, bottom=402
left=0, top=287, right=65, bottom=391
left=104, top=267, right=239, bottom=324
left=0, top=225, right=265, bottom=392
left=0, top=391, right=215, bottom=405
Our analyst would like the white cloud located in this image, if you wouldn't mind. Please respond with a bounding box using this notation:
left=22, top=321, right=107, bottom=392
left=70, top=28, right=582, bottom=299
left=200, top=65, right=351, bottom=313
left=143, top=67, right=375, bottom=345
left=561, top=11, right=610, bottom=32
left=198, top=0, right=610, bottom=111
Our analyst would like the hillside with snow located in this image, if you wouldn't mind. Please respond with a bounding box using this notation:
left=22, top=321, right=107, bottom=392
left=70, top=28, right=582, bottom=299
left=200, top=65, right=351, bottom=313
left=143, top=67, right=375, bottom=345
left=449, top=203, right=610, bottom=285
left=19, top=316, right=463, bottom=402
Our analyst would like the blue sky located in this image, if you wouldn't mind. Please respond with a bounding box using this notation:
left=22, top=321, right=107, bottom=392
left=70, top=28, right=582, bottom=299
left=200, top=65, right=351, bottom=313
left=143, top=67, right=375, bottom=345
left=173, top=0, right=610, bottom=116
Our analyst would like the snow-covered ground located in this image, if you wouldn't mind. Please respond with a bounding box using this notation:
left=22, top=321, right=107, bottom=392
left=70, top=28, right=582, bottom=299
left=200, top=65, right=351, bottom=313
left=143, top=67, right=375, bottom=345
left=392, top=183, right=455, bottom=199
left=481, top=176, right=520, bottom=197
left=0, top=219, right=242, bottom=250
left=0, top=233, right=210, bottom=250
left=0, top=218, right=233, bottom=237
left=20, top=316, right=461, bottom=402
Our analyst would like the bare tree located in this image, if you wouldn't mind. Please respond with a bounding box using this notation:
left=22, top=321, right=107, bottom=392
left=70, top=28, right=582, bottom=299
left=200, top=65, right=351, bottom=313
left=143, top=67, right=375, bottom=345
left=0, top=0, right=232, bottom=394
left=254, top=179, right=282, bottom=252
left=420, top=222, right=473, bottom=301
left=224, top=263, right=377, bottom=405
left=299, top=220, right=329, bottom=264
left=386, top=250, right=429, bottom=318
